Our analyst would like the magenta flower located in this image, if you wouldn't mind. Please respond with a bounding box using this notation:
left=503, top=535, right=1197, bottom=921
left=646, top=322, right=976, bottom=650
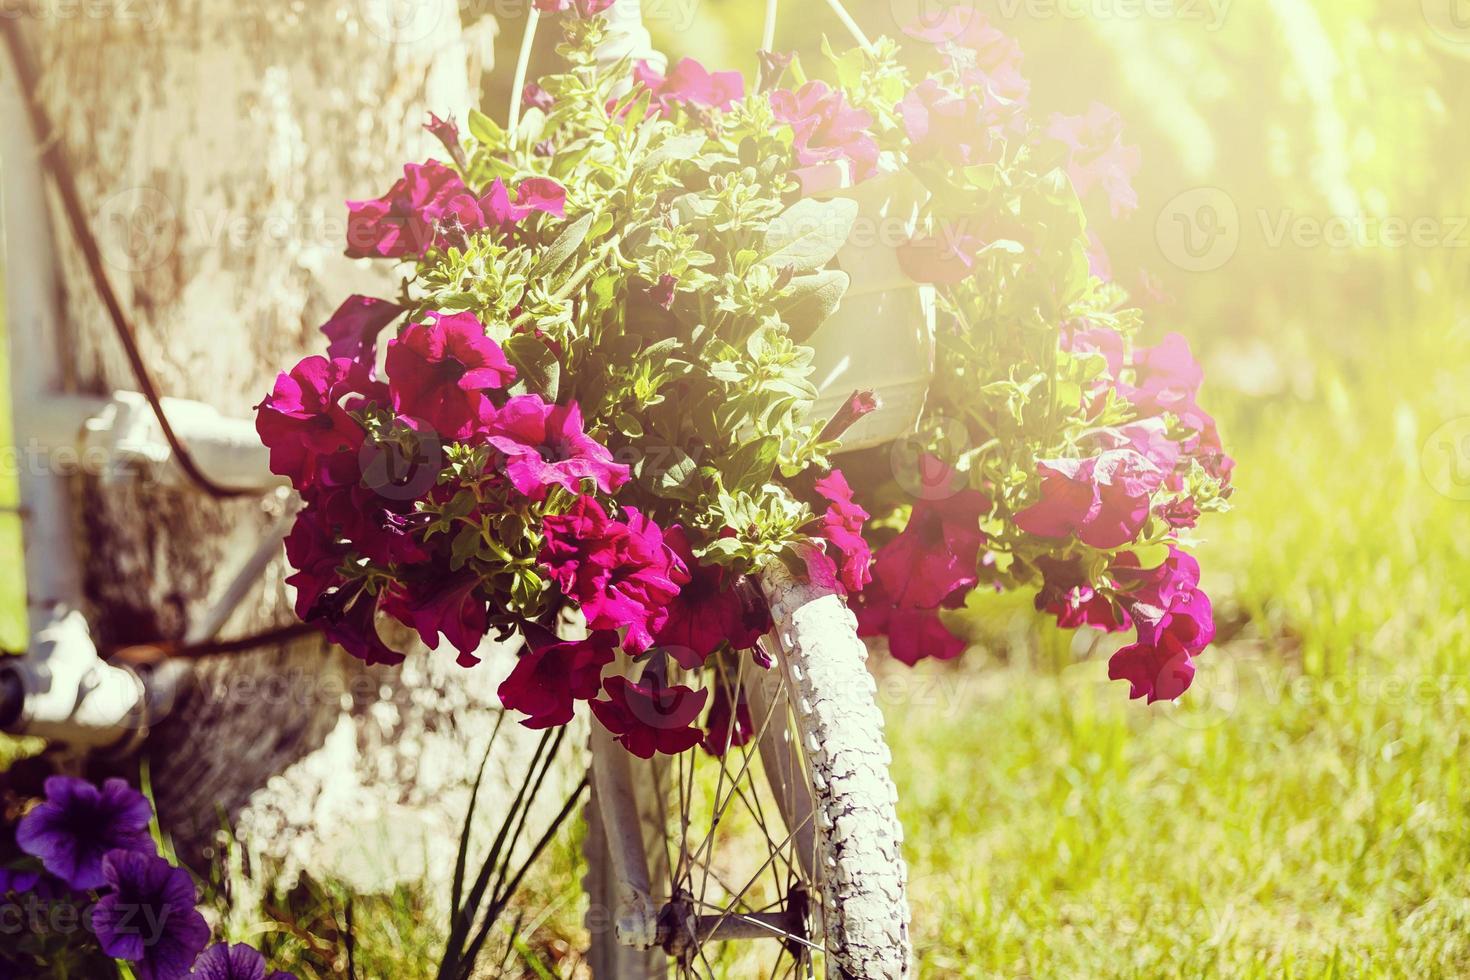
left=654, top=526, right=771, bottom=667
left=1013, top=449, right=1163, bottom=550
left=191, top=944, right=297, bottom=980
left=382, top=571, right=490, bottom=667
left=1033, top=555, right=1129, bottom=632
left=873, top=489, right=989, bottom=610
left=902, top=11, right=1029, bottom=104
left=539, top=497, right=686, bottom=652
left=1046, top=103, right=1141, bottom=218
left=498, top=626, right=617, bottom=729
left=94, top=851, right=210, bottom=980
left=533, top=0, right=613, bottom=16
left=346, top=160, right=481, bottom=259
left=319, top=294, right=405, bottom=368
left=255, top=356, right=383, bottom=491
left=811, top=470, right=872, bottom=595
left=1125, top=332, right=1204, bottom=412
left=483, top=395, right=630, bottom=499
left=312, top=584, right=406, bottom=667
left=1107, top=548, right=1216, bottom=702
left=591, top=675, right=708, bottom=758
left=15, top=777, right=155, bottom=890
left=770, top=81, right=878, bottom=180
left=899, top=78, right=1003, bottom=168
left=282, top=507, right=348, bottom=620
left=702, top=681, right=754, bottom=757
left=855, top=579, right=968, bottom=666
left=633, top=57, right=744, bottom=115
left=386, top=312, right=516, bottom=440
left=477, top=176, right=567, bottom=233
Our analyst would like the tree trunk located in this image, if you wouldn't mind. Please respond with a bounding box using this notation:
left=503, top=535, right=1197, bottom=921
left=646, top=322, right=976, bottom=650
left=18, top=1, right=566, bottom=892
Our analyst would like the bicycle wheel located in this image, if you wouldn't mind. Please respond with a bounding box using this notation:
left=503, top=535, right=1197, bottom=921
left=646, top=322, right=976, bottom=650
left=583, top=554, right=911, bottom=979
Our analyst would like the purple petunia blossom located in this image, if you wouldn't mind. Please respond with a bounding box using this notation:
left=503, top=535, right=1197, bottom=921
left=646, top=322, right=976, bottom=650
left=191, top=942, right=297, bottom=980
left=15, top=777, right=156, bottom=891
left=94, top=851, right=210, bottom=980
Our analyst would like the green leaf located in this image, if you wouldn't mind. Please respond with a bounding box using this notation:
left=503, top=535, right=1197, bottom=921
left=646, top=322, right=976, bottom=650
left=450, top=525, right=483, bottom=571
left=467, top=109, right=504, bottom=147
left=759, top=198, right=859, bottom=273
left=776, top=270, right=850, bottom=343
left=502, top=333, right=562, bottom=401
left=724, top=437, right=782, bottom=493
left=534, top=212, right=594, bottom=279
left=638, top=133, right=708, bottom=174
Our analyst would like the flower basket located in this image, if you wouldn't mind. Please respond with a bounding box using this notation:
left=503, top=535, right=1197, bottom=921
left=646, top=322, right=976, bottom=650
left=807, top=170, right=936, bottom=452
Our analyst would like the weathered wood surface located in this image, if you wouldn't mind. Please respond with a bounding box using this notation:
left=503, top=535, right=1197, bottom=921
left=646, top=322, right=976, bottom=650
left=18, top=1, right=572, bottom=892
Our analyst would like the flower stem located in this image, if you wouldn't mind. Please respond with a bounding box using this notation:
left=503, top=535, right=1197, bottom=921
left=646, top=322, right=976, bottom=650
left=509, top=8, right=542, bottom=137
left=762, top=0, right=778, bottom=53
left=822, top=0, right=873, bottom=52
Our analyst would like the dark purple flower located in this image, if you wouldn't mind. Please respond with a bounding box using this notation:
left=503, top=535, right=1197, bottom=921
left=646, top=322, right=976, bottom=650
left=590, top=675, right=708, bottom=758
left=319, top=295, right=405, bottom=368
left=94, top=851, right=209, bottom=980
left=15, top=777, right=156, bottom=891
left=382, top=571, right=490, bottom=667
left=191, top=942, right=297, bottom=980
left=385, top=311, right=516, bottom=440
left=498, top=626, right=618, bottom=729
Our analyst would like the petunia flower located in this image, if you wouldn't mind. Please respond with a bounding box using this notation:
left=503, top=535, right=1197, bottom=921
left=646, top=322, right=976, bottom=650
left=1013, top=449, right=1163, bottom=550
left=539, top=497, right=687, bottom=653
left=898, top=78, right=1004, bottom=168
left=382, top=571, right=490, bottom=667
left=533, top=0, right=613, bottom=16
left=902, top=11, right=1029, bottom=103
left=346, top=160, right=481, bottom=259
left=311, top=583, right=406, bottom=667
left=497, top=626, right=618, bottom=729
left=255, top=356, right=384, bottom=491
left=590, top=675, right=708, bottom=758
left=896, top=226, right=991, bottom=285
left=318, top=295, right=405, bottom=368
left=94, top=851, right=210, bottom=980
left=1032, top=555, right=1129, bottom=632
left=855, top=578, right=969, bottom=666
left=701, top=681, right=754, bottom=757
left=1046, top=103, right=1141, bottom=218
left=1106, top=548, right=1216, bottom=702
left=654, top=526, right=770, bottom=667
left=477, top=176, right=567, bottom=234
left=873, top=489, right=989, bottom=610
left=15, top=777, right=156, bottom=891
left=811, top=470, right=872, bottom=595
left=633, top=57, right=744, bottom=115
left=190, top=943, right=297, bottom=980
left=483, top=395, right=630, bottom=499
left=770, top=81, right=879, bottom=181
left=386, top=312, right=516, bottom=440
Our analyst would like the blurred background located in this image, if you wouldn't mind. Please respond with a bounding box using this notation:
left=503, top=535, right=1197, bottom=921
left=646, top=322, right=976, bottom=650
left=5, top=0, right=1470, bottom=975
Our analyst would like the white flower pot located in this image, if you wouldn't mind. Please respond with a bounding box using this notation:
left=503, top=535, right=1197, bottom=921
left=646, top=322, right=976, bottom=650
left=807, top=170, right=936, bottom=452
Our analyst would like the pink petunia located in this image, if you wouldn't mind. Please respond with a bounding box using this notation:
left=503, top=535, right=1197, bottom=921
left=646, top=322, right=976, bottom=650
left=590, top=675, right=708, bottom=758
left=770, top=81, right=879, bottom=181
left=633, top=57, right=744, bottom=115
left=1013, top=449, right=1163, bottom=550
left=498, top=626, right=618, bottom=729
left=1046, top=103, right=1141, bottom=218
left=385, top=312, right=516, bottom=440
left=483, top=395, right=629, bottom=499
left=382, top=572, right=491, bottom=667
left=812, top=470, right=872, bottom=595
left=874, top=489, right=989, bottom=609
left=855, top=578, right=969, bottom=666
left=654, top=526, right=771, bottom=667
left=1032, top=555, right=1130, bottom=633
left=478, top=176, right=567, bottom=232
left=538, top=497, right=686, bottom=653
left=902, top=11, right=1029, bottom=104
left=899, top=78, right=1004, bottom=169
left=255, top=356, right=384, bottom=491
left=1106, top=548, right=1216, bottom=702
left=533, top=0, right=613, bottom=16
left=319, top=295, right=405, bottom=369
left=346, top=160, right=481, bottom=259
